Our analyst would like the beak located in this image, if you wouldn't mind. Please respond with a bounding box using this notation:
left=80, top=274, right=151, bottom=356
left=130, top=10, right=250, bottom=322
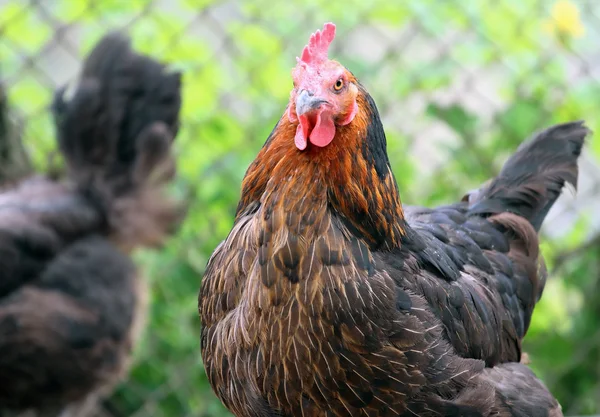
left=295, top=90, right=328, bottom=116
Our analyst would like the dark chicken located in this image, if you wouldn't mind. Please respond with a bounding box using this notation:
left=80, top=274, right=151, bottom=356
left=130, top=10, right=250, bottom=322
left=0, top=33, right=182, bottom=416
left=199, top=22, right=586, bottom=416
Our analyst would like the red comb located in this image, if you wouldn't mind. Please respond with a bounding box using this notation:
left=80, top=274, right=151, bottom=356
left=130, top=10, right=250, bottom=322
left=297, top=22, right=336, bottom=67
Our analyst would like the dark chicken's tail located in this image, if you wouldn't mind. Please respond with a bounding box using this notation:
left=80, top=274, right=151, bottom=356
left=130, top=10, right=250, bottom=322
left=465, top=121, right=589, bottom=232
left=52, top=32, right=184, bottom=251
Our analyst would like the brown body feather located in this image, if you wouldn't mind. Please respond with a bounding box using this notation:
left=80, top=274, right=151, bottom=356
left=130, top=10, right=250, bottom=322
left=200, top=46, right=583, bottom=417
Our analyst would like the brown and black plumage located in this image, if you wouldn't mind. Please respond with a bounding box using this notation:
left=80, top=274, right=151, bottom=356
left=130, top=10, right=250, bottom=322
left=199, top=22, right=584, bottom=416
left=0, top=32, right=182, bottom=417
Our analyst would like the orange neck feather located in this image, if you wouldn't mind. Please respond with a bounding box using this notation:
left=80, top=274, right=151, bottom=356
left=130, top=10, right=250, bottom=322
left=237, top=88, right=406, bottom=250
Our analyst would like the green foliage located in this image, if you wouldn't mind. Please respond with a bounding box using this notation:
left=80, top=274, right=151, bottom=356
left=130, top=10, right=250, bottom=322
left=2, top=0, right=599, bottom=415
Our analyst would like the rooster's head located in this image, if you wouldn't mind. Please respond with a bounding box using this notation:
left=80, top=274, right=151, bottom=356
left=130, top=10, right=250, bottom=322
left=287, top=23, right=359, bottom=151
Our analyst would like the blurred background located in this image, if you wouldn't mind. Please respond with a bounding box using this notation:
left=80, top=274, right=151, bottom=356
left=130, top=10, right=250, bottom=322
left=1, top=0, right=599, bottom=416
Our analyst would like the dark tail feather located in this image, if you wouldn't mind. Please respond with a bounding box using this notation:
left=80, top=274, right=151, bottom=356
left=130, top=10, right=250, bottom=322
left=466, top=121, right=589, bottom=232
left=52, top=32, right=184, bottom=250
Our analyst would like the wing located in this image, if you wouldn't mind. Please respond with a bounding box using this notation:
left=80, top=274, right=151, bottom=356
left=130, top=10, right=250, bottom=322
left=380, top=202, right=543, bottom=366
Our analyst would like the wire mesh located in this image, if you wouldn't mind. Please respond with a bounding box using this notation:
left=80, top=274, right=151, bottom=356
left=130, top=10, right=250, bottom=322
left=1, top=0, right=599, bottom=416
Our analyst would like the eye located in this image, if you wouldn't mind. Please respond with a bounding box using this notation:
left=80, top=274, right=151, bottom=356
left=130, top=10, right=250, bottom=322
left=333, top=78, right=344, bottom=92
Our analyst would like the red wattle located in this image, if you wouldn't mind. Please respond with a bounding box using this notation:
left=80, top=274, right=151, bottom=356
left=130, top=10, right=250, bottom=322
left=295, top=121, right=308, bottom=150
left=309, top=112, right=336, bottom=147
left=294, top=110, right=336, bottom=150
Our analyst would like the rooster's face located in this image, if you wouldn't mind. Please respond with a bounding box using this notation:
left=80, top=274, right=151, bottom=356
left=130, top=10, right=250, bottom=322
left=287, top=23, right=359, bottom=151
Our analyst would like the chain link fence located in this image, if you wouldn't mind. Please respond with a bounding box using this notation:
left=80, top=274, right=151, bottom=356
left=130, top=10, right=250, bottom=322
left=1, top=0, right=599, bottom=416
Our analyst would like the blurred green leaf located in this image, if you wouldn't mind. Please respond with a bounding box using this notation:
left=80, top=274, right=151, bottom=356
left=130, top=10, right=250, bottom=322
left=426, top=103, right=478, bottom=138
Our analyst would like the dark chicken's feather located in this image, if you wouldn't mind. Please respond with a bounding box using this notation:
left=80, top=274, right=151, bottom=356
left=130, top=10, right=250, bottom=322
left=200, top=64, right=583, bottom=417
left=0, top=32, right=182, bottom=416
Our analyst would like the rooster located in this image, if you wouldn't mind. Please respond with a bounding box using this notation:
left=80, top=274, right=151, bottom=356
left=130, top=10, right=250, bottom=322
left=0, top=32, right=182, bottom=417
left=199, top=22, right=586, bottom=416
